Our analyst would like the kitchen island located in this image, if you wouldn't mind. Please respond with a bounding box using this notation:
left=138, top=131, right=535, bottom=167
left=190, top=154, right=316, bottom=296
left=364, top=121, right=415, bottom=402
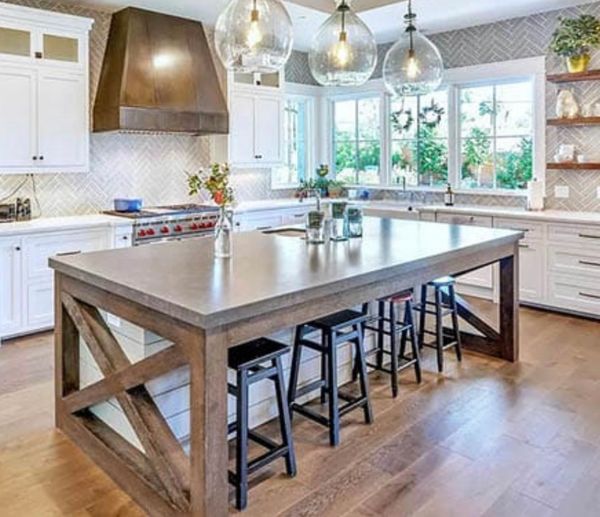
left=50, top=217, right=522, bottom=516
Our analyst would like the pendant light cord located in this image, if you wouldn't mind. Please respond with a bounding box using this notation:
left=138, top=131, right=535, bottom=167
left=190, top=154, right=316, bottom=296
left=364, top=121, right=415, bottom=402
left=339, top=0, right=349, bottom=37
left=405, top=0, right=416, bottom=53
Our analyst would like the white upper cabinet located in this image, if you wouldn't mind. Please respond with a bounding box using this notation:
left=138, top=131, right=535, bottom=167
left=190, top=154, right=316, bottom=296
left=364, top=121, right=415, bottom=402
left=0, top=66, right=36, bottom=167
left=227, top=71, right=284, bottom=168
left=0, top=3, right=92, bottom=174
left=37, top=70, right=87, bottom=168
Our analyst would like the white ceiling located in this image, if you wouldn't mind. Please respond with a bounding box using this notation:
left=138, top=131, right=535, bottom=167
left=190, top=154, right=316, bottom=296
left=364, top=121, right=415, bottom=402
left=74, top=0, right=594, bottom=51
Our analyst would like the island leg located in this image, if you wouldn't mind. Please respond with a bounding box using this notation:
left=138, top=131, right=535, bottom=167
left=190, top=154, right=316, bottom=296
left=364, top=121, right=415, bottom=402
left=498, top=244, right=520, bottom=362
left=189, top=327, right=229, bottom=516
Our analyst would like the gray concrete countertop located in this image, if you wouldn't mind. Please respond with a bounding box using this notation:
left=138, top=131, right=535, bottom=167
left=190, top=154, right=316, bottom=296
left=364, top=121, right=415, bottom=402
left=50, top=217, right=521, bottom=329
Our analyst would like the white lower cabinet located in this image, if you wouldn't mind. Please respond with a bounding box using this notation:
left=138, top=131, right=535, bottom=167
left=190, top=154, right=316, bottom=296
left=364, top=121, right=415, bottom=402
left=435, top=213, right=494, bottom=297
left=0, top=237, right=23, bottom=336
left=0, top=226, right=117, bottom=341
left=517, top=240, right=545, bottom=303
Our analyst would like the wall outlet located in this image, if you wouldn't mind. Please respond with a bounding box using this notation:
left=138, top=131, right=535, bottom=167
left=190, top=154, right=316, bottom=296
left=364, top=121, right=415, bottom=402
left=554, top=185, right=570, bottom=199
left=597, top=186, right=600, bottom=199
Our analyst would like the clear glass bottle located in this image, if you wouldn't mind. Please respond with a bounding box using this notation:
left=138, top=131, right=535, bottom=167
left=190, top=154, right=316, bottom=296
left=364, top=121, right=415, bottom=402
left=347, top=206, right=363, bottom=238
left=214, top=207, right=233, bottom=258
left=306, top=209, right=325, bottom=244
left=330, top=201, right=349, bottom=241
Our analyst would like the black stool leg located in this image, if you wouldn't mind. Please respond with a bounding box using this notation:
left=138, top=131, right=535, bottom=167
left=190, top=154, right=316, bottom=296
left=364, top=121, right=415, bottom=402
left=418, top=284, right=427, bottom=350
left=326, top=331, right=340, bottom=447
left=354, top=324, right=374, bottom=424
left=399, top=302, right=409, bottom=360
left=434, top=286, right=444, bottom=373
left=287, top=327, right=303, bottom=418
left=321, top=331, right=328, bottom=404
left=274, top=357, right=297, bottom=477
left=448, top=284, right=463, bottom=362
left=407, top=299, right=422, bottom=383
left=235, top=368, right=249, bottom=510
left=377, top=300, right=385, bottom=369
left=389, top=302, right=399, bottom=398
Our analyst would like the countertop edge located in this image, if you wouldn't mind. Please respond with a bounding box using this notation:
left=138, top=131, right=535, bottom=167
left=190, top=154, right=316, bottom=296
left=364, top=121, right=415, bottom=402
left=49, top=229, right=523, bottom=330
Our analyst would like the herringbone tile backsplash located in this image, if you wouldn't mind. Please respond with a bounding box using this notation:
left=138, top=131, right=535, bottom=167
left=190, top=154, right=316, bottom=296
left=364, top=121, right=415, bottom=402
left=1, top=0, right=600, bottom=215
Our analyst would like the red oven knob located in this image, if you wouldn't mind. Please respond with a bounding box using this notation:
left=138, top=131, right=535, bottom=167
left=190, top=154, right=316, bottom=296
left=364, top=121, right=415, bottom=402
left=160, top=226, right=170, bottom=234
left=146, top=228, right=155, bottom=236
left=190, top=223, right=198, bottom=230
left=174, top=225, right=183, bottom=232
left=138, top=229, right=146, bottom=237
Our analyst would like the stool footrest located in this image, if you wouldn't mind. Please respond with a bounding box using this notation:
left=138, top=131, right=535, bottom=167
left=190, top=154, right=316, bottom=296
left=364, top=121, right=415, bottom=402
left=366, top=357, right=419, bottom=374
left=422, top=340, right=459, bottom=351
left=294, top=379, right=326, bottom=399
left=290, top=403, right=329, bottom=426
left=339, top=396, right=369, bottom=417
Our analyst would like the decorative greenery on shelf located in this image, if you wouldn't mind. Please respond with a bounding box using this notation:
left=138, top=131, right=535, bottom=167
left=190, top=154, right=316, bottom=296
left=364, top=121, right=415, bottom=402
left=550, top=15, right=600, bottom=58
left=187, top=163, right=234, bottom=207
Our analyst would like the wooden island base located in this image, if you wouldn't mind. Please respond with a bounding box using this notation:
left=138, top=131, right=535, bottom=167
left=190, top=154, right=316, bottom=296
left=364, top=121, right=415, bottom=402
left=51, top=219, right=521, bottom=515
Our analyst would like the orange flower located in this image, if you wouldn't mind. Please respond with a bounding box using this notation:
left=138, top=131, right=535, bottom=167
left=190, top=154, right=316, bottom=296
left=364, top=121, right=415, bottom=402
left=213, top=191, right=224, bottom=205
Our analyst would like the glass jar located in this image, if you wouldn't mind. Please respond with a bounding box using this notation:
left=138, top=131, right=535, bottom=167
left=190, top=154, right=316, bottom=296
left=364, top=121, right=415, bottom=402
left=306, top=209, right=325, bottom=244
left=214, top=207, right=233, bottom=258
left=347, top=206, right=363, bottom=238
left=330, top=201, right=348, bottom=241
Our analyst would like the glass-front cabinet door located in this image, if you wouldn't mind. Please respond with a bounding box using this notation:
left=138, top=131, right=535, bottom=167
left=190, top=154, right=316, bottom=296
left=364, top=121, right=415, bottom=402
left=0, top=25, right=31, bottom=58
left=41, top=32, right=80, bottom=64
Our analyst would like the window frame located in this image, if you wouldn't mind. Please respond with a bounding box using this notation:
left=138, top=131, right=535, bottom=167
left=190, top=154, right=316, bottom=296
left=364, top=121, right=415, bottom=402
left=330, top=91, right=386, bottom=186
left=324, top=56, right=546, bottom=196
left=271, top=90, right=317, bottom=190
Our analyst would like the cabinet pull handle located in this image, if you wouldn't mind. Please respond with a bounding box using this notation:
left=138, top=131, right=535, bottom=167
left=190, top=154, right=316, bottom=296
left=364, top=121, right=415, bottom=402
left=293, top=213, right=305, bottom=218
left=579, top=260, right=600, bottom=267
left=518, top=244, right=529, bottom=249
left=579, top=233, right=600, bottom=239
left=35, top=51, right=43, bottom=59
left=32, top=156, right=38, bottom=161
left=256, top=226, right=272, bottom=230
left=56, top=250, right=81, bottom=256
left=39, top=155, right=44, bottom=161
left=15, top=246, right=21, bottom=251
left=579, top=292, right=600, bottom=300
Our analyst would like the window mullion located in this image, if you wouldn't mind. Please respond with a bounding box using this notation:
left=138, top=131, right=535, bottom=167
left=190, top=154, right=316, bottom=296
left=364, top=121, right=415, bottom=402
left=448, top=85, right=460, bottom=189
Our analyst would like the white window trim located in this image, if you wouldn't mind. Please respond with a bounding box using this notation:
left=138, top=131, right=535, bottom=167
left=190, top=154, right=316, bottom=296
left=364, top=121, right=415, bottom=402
left=324, top=56, right=546, bottom=196
left=272, top=82, right=321, bottom=190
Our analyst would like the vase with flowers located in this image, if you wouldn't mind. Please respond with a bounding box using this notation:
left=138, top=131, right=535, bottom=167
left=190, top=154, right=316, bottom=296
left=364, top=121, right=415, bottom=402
left=187, top=163, right=235, bottom=258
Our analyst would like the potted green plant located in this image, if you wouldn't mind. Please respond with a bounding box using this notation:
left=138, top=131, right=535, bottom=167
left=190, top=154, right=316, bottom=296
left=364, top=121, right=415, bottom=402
left=550, top=14, right=600, bottom=73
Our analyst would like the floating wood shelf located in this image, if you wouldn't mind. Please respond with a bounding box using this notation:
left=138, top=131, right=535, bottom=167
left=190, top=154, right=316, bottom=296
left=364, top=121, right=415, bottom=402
left=547, top=162, right=600, bottom=170
left=547, top=117, right=600, bottom=126
left=547, top=69, right=600, bottom=83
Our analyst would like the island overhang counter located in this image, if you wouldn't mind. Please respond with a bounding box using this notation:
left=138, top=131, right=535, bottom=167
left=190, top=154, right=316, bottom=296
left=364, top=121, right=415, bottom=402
left=49, top=217, right=523, bottom=516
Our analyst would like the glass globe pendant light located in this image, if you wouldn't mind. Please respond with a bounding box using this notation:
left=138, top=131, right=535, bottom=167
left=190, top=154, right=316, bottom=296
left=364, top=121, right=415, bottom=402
left=214, top=0, right=294, bottom=73
left=382, top=0, right=443, bottom=97
left=308, top=0, right=377, bottom=87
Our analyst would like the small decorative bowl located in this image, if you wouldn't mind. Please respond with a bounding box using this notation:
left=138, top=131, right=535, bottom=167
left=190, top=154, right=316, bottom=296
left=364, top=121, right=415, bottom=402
left=113, top=198, right=143, bottom=212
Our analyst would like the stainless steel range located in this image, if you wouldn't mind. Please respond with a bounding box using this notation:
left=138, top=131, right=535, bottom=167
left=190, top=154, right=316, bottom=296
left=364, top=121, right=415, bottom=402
left=104, top=204, right=220, bottom=246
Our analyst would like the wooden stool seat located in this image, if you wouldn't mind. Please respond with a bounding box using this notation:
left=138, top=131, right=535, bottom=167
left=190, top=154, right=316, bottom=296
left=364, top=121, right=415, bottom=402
left=428, top=276, right=455, bottom=287
left=228, top=338, right=296, bottom=510
left=384, top=290, right=413, bottom=304
left=228, top=338, right=289, bottom=370
left=309, top=309, right=370, bottom=331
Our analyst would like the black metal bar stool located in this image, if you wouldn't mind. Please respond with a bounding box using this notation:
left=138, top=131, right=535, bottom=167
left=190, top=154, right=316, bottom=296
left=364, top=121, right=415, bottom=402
left=287, top=307, right=373, bottom=447
left=416, top=276, right=462, bottom=373
left=228, top=337, right=297, bottom=511
left=362, top=290, right=422, bottom=397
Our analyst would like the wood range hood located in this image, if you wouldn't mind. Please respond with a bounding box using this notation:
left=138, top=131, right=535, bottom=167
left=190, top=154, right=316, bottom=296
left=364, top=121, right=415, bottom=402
left=93, top=7, right=228, bottom=135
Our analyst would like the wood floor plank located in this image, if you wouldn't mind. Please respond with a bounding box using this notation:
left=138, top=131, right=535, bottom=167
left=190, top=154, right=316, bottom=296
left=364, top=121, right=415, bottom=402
left=0, top=302, right=598, bottom=515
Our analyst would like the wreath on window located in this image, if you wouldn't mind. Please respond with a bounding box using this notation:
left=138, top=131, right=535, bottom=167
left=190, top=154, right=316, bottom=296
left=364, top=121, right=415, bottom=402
left=391, top=108, right=414, bottom=133
left=419, top=100, right=445, bottom=128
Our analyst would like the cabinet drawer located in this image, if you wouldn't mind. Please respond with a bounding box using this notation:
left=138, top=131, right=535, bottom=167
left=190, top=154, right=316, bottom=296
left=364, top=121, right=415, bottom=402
left=494, top=218, right=543, bottom=241
left=436, top=213, right=493, bottom=227
left=24, top=228, right=108, bottom=279
left=548, top=245, right=600, bottom=279
left=548, top=223, right=600, bottom=247
left=548, top=273, right=600, bottom=316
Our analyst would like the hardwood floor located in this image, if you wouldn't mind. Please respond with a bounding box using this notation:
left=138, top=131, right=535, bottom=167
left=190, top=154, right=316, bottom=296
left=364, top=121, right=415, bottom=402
left=0, top=303, right=599, bottom=516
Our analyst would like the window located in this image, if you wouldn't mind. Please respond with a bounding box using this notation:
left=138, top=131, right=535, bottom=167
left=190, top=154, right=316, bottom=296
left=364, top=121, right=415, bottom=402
left=390, top=89, right=448, bottom=188
left=273, top=97, right=309, bottom=187
left=459, top=80, right=533, bottom=190
left=333, top=96, right=381, bottom=185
